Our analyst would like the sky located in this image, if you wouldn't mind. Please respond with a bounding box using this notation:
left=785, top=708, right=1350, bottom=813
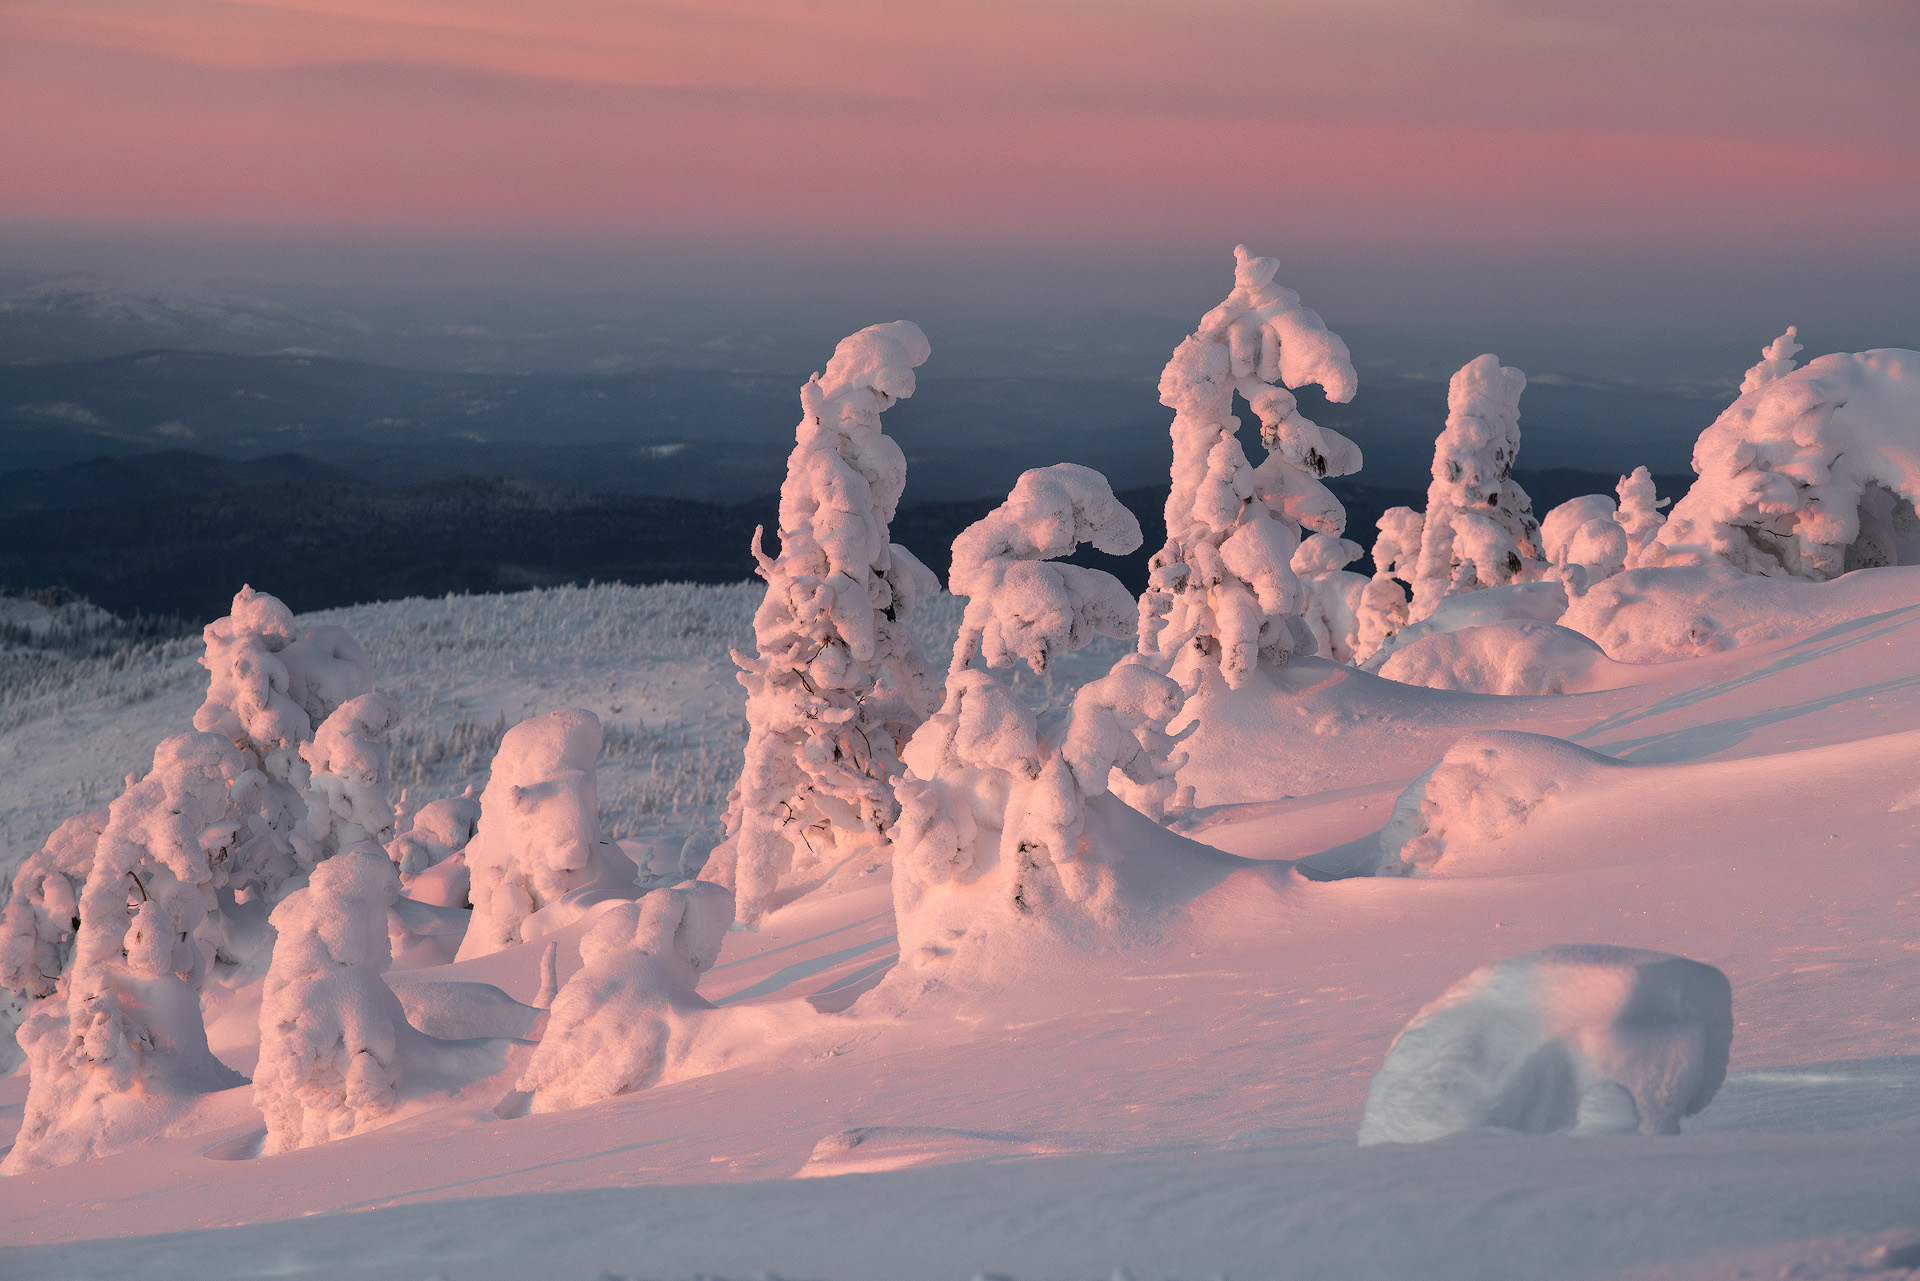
left=1, top=0, right=1916, bottom=381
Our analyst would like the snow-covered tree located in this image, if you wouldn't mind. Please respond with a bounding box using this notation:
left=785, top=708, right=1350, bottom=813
left=711, top=321, right=941, bottom=925
left=255, top=849, right=504, bottom=1151
left=1138, top=245, right=1361, bottom=689
left=1740, top=326, right=1802, bottom=395
left=196, top=586, right=373, bottom=905
left=293, top=692, right=401, bottom=869
left=1540, top=493, right=1628, bottom=592
left=1291, top=533, right=1368, bottom=663
left=1353, top=507, right=1423, bottom=665
left=0, top=810, right=107, bottom=1002
left=4, top=732, right=248, bottom=1174
left=389, top=793, right=481, bottom=877
left=456, top=709, right=633, bottom=961
left=518, top=881, right=734, bottom=1113
left=1406, top=355, right=1544, bottom=622
left=1643, top=342, right=1920, bottom=578
left=949, top=464, right=1141, bottom=675
left=1614, top=466, right=1670, bottom=567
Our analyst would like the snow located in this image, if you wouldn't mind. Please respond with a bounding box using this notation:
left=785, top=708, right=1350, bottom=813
left=1358, top=944, right=1732, bottom=1144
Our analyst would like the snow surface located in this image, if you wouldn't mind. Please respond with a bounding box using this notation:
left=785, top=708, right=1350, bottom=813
left=1, top=567, right=1918, bottom=1277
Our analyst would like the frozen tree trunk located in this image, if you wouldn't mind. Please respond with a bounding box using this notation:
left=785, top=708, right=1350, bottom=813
left=1138, top=246, right=1361, bottom=689
left=1407, top=355, right=1544, bottom=622
left=456, top=709, right=635, bottom=961
left=712, top=321, right=940, bottom=926
left=4, top=733, right=248, bottom=1174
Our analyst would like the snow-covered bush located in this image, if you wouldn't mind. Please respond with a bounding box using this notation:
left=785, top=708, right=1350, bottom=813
left=456, top=709, right=636, bottom=960
left=1292, top=533, right=1367, bottom=663
left=389, top=792, right=481, bottom=877
left=517, top=881, right=733, bottom=1113
left=1358, top=944, right=1732, bottom=1144
left=1614, top=466, right=1670, bottom=567
left=1353, top=508, right=1424, bottom=665
left=293, top=692, right=400, bottom=869
left=4, top=732, right=248, bottom=1174
left=196, top=585, right=374, bottom=905
left=1540, top=493, right=1628, bottom=589
left=1644, top=343, right=1920, bottom=578
left=1376, top=620, right=1616, bottom=697
left=711, top=321, right=940, bottom=925
left=1360, top=580, right=1570, bottom=675
left=1373, top=731, right=1622, bottom=876
left=1406, top=356, right=1544, bottom=622
left=949, top=464, right=1141, bottom=675
left=256, top=849, right=505, bottom=1151
left=1138, top=245, right=1361, bottom=689
left=1, top=809, right=106, bottom=1001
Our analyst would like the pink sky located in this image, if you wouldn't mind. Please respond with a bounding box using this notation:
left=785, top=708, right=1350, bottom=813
left=3, top=0, right=1915, bottom=251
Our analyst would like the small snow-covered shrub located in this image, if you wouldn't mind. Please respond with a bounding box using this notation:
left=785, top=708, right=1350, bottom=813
left=1353, top=507, right=1424, bottom=665
left=712, top=322, right=940, bottom=925
left=1138, top=245, right=1361, bottom=689
left=0, top=809, right=106, bottom=1001
left=1645, top=340, right=1920, bottom=578
left=293, top=692, right=401, bottom=868
left=1540, top=493, right=1628, bottom=590
left=456, top=709, right=637, bottom=960
left=389, top=793, right=481, bottom=877
left=518, top=880, right=733, bottom=1113
left=256, top=849, right=504, bottom=1152
left=1358, top=944, right=1732, bottom=1144
left=1374, top=731, right=1622, bottom=876
left=1376, top=621, right=1613, bottom=697
left=1614, top=466, right=1670, bottom=568
left=4, top=732, right=248, bottom=1174
left=1406, top=355, right=1545, bottom=622
left=1360, top=580, right=1570, bottom=674
left=1292, top=533, right=1367, bottom=663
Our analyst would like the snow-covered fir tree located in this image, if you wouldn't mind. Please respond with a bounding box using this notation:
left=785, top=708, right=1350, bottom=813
left=710, top=321, right=941, bottom=926
left=1614, top=466, right=1671, bottom=568
left=1292, top=533, right=1368, bottom=664
left=1138, top=245, right=1361, bottom=689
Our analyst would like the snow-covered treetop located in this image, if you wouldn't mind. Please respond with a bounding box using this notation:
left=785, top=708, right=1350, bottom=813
left=266, top=847, right=399, bottom=979
left=1739, top=326, right=1802, bottom=396
left=949, top=463, right=1142, bottom=675
left=1647, top=345, right=1920, bottom=579
left=195, top=586, right=372, bottom=760
left=295, top=691, right=401, bottom=864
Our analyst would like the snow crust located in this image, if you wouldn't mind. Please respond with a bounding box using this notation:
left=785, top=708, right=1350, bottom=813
left=1358, top=944, right=1732, bottom=1144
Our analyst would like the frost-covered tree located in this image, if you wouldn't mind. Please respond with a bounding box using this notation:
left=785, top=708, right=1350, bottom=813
left=4, top=732, right=248, bottom=1174
left=196, top=586, right=373, bottom=904
left=1643, top=341, right=1920, bottom=578
left=518, top=881, right=734, bottom=1113
left=456, top=709, right=633, bottom=961
left=1353, top=507, right=1423, bottom=665
left=1, top=810, right=107, bottom=1002
left=949, top=464, right=1141, bottom=675
left=1540, top=493, right=1628, bottom=592
left=1406, top=355, right=1544, bottom=622
left=389, top=793, right=481, bottom=877
left=293, top=692, right=401, bottom=869
left=712, top=321, right=941, bottom=925
left=1138, top=246, right=1361, bottom=689
left=1291, top=533, right=1367, bottom=664
left=1614, top=466, right=1670, bottom=567
left=1740, top=326, right=1802, bottom=395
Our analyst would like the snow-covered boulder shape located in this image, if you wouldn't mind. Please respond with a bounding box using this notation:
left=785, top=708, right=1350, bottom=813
left=949, top=463, right=1142, bottom=674
left=1644, top=344, right=1920, bottom=578
left=1357, top=945, right=1733, bottom=1145
left=256, top=850, right=504, bottom=1152
left=1292, top=533, right=1367, bottom=663
left=1138, top=245, right=1360, bottom=689
left=389, top=793, right=481, bottom=877
left=4, top=732, right=248, bottom=1175
left=195, top=586, right=374, bottom=904
left=1377, top=620, right=1615, bottom=697
left=712, top=321, right=940, bottom=925
left=1359, top=579, right=1570, bottom=674
left=1, top=809, right=106, bottom=1001
left=456, top=709, right=634, bottom=960
left=1407, top=356, right=1545, bottom=623
left=517, top=881, right=733, bottom=1113
left=1615, top=466, right=1670, bottom=567
left=1353, top=507, right=1423, bottom=665
left=293, top=692, right=400, bottom=868
left=1375, top=731, right=1622, bottom=876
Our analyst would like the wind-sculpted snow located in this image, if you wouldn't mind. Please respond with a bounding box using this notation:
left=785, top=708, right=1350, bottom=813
left=713, top=322, right=939, bottom=926
left=1377, top=620, right=1631, bottom=697
left=1139, top=245, right=1361, bottom=689
left=1646, top=342, right=1920, bottom=579
left=1359, top=945, right=1732, bottom=1144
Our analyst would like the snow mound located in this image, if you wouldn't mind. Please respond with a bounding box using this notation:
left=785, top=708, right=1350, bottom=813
left=1646, top=347, right=1920, bottom=579
left=517, top=880, right=733, bottom=1113
left=1376, top=620, right=1633, bottom=696
left=1561, top=564, right=1920, bottom=662
left=793, top=1125, right=1054, bottom=1178
left=1358, top=944, right=1732, bottom=1144
left=1362, top=580, right=1568, bottom=672
left=1374, top=731, right=1624, bottom=876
